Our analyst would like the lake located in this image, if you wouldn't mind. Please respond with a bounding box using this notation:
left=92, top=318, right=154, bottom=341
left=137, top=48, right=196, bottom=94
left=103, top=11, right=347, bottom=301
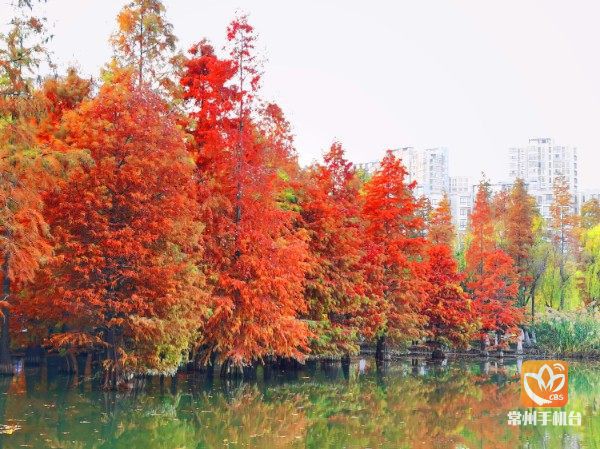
left=0, top=358, right=597, bottom=448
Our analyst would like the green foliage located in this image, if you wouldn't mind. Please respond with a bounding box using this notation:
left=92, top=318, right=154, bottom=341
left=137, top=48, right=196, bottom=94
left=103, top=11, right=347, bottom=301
left=536, top=249, right=581, bottom=311
left=581, top=225, right=600, bottom=303
left=532, top=310, right=600, bottom=353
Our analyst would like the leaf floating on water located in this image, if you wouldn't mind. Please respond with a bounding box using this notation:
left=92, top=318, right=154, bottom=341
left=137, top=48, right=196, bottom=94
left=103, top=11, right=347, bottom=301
left=0, top=424, right=21, bottom=435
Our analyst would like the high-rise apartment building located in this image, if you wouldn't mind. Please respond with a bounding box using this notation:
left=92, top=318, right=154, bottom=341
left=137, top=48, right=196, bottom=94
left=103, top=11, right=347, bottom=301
left=508, top=138, right=579, bottom=219
left=356, top=146, right=450, bottom=207
left=579, top=189, right=600, bottom=205
left=395, top=146, right=449, bottom=207
left=449, top=176, right=471, bottom=233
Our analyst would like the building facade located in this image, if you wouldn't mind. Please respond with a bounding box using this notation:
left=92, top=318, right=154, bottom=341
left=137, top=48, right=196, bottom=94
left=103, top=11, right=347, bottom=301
left=507, top=138, right=579, bottom=219
left=354, top=138, right=583, bottom=238
left=579, top=189, right=600, bottom=205
left=449, top=176, right=471, bottom=233
left=395, top=147, right=449, bottom=207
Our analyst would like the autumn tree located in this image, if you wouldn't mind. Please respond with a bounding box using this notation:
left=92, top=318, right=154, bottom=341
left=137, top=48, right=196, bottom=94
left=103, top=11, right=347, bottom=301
left=361, top=151, right=427, bottom=361
left=0, top=0, right=53, bottom=98
left=110, top=0, right=178, bottom=90
left=180, top=39, right=235, bottom=163
left=468, top=250, right=521, bottom=338
left=29, top=70, right=205, bottom=388
left=504, top=178, right=535, bottom=307
left=0, top=123, right=52, bottom=374
left=466, top=182, right=522, bottom=345
left=427, top=193, right=453, bottom=246
left=491, top=188, right=510, bottom=245
left=0, top=1, right=57, bottom=374
left=581, top=198, right=600, bottom=230
left=465, top=182, right=495, bottom=274
left=7, top=70, right=92, bottom=365
left=548, top=175, right=579, bottom=310
left=182, top=17, right=309, bottom=373
left=423, top=199, right=475, bottom=348
left=299, top=142, right=365, bottom=357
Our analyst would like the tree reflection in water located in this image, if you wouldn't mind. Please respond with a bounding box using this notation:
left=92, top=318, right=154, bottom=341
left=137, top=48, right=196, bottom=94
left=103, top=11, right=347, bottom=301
left=0, top=358, right=595, bottom=448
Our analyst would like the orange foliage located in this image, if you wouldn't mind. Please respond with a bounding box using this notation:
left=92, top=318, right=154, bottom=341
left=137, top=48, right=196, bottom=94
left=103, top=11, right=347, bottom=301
left=182, top=17, right=309, bottom=367
left=299, top=142, right=366, bottom=355
left=30, top=70, right=205, bottom=380
left=360, top=151, right=427, bottom=342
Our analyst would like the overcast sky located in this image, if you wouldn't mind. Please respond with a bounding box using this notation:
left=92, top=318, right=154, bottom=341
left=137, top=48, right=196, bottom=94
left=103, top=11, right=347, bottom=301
left=3, top=1, right=600, bottom=189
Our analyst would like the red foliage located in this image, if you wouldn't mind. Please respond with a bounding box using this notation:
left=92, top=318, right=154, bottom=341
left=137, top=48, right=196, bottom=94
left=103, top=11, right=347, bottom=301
left=360, top=151, right=427, bottom=342
left=182, top=17, right=309, bottom=367
left=29, top=70, right=205, bottom=381
left=466, top=182, right=496, bottom=275
left=299, top=142, right=365, bottom=355
left=423, top=243, right=474, bottom=347
left=466, top=182, right=522, bottom=335
left=428, top=193, right=454, bottom=246
left=469, top=250, right=522, bottom=333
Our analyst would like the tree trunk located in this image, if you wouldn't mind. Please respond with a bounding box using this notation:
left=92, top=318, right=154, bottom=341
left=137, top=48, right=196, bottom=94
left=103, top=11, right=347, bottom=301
left=219, top=358, right=242, bottom=378
left=480, top=334, right=490, bottom=356
left=516, top=329, right=524, bottom=354
left=103, top=328, right=126, bottom=389
left=375, top=335, right=388, bottom=363
left=84, top=352, right=93, bottom=378
left=341, top=353, right=351, bottom=380
left=431, top=348, right=447, bottom=360
left=24, top=344, right=44, bottom=366
left=530, top=289, right=535, bottom=323
left=559, top=262, right=566, bottom=310
left=0, top=256, right=13, bottom=375
left=242, top=364, right=256, bottom=381
left=68, top=353, right=78, bottom=377
left=523, top=329, right=532, bottom=347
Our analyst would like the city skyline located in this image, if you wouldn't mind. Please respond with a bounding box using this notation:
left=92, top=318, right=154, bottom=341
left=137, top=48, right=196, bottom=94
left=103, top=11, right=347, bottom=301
left=356, top=138, right=595, bottom=232
left=355, top=137, right=594, bottom=187
left=4, top=0, right=600, bottom=189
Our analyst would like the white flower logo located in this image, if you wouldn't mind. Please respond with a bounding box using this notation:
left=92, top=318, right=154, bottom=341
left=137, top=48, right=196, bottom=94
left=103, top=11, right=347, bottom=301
left=523, top=362, right=567, bottom=406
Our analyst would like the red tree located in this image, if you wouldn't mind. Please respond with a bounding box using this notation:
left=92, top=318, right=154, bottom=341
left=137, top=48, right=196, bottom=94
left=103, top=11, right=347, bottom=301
left=465, top=182, right=495, bottom=274
left=424, top=245, right=475, bottom=348
left=361, top=151, right=427, bottom=360
left=182, top=17, right=309, bottom=372
left=469, top=251, right=522, bottom=336
left=29, top=70, right=205, bottom=387
left=0, top=69, right=90, bottom=374
left=505, top=178, right=535, bottom=306
left=423, top=199, right=474, bottom=348
left=466, top=182, right=522, bottom=342
left=299, top=142, right=365, bottom=356
left=428, top=193, right=454, bottom=246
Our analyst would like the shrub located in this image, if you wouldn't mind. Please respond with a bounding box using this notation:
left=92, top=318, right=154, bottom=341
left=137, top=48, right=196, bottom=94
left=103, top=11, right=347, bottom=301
left=532, top=310, right=600, bottom=354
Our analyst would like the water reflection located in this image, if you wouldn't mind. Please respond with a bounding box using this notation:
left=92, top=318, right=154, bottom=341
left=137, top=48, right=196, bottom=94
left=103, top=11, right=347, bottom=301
left=0, top=358, right=596, bottom=448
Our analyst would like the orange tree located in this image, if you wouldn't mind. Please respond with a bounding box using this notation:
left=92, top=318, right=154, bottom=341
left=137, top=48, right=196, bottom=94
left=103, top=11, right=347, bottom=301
left=30, top=70, right=205, bottom=388
left=466, top=182, right=522, bottom=344
left=298, top=142, right=366, bottom=357
left=423, top=199, right=475, bottom=347
left=360, top=150, right=427, bottom=359
left=182, top=16, right=309, bottom=373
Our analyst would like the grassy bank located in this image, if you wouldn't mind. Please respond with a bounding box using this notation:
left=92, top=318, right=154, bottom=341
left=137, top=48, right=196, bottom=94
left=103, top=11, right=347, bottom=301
left=530, top=310, right=600, bottom=357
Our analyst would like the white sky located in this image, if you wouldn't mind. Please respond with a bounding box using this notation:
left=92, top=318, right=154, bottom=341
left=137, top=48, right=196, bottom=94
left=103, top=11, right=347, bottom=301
left=3, top=0, right=600, bottom=188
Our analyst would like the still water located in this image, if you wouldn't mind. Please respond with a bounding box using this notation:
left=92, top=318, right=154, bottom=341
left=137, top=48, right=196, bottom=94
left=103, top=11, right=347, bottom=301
left=0, top=358, right=597, bottom=448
